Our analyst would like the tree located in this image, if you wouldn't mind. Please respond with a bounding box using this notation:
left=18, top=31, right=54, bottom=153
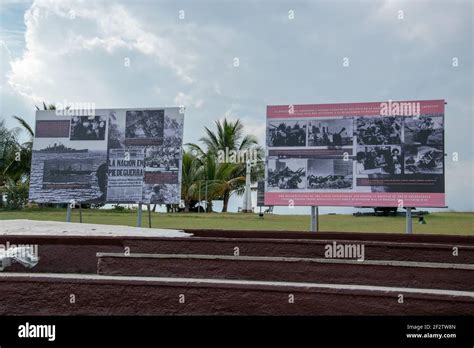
left=180, top=150, right=203, bottom=212
left=0, top=115, right=34, bottom=209
left=1, top=102, right=67, bottom=209
left=2, top=116, right=34, bottom=182
left=0, top=119, right=20, bottom=208
left=199, top=119, right=258, bottom=157
left=35, top=102, right=57, bottom=111
left=187, top=119, right=264, bottom=212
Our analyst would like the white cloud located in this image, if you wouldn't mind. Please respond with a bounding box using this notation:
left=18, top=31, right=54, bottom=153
left=368, top=0, right=469, bottom=47
left=174, top=92, right=193, bottom=107
left=0, top=40, right=34, bottom=136
left=214, top=82, right=222, bottom=95
left=194, top=99, right=204, bottom=109
left=7, top=0, right=203, bottom=106
left=446, top=160, right=474, bottom=211
left=5, top=0, right=242, bottom=143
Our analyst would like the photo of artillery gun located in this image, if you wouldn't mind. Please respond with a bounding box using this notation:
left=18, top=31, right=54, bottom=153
left=268, top=166, right=306, bottom=189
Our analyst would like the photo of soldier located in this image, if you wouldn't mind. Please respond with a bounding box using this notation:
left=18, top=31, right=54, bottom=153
left=142, top=184, right=180, bottom=204
left=356, top=117, right=401, bottom=145
left=267, top=158, right=306, bottom=189
left=404, top=116, right=443, bottom=146
left=145, top=146, right=180, bottom=172
left=404, top=145, right=443, bottom=174
left=307, top=159, right=353, bottom=189
left=267, top=120, right=307, bottom=147
left=356, top=145, right=403, bottom=175
left=70, top=116, right=107, bottom=141
left=308, top=119, right=353, bottom=147
left=125, top=110, right=164, bottom=139
left=163, top=116, right=184, bottom=147
left=107, top=111, right=125, bottom=149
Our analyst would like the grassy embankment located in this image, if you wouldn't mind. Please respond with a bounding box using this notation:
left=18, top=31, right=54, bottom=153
left=1, top=208, right=473, bottom=235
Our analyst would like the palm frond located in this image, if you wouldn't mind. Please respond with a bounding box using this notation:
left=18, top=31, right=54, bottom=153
left=13, top=116, right=34, bottom=137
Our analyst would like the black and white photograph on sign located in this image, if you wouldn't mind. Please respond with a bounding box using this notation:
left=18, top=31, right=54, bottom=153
left=308, top=119, right=353, bottom=147
left=404, top=116, right=443, bottom=146
left=30, top=112, right=109, bottom=203
left=107, top=111, right=125, bottom=149
left=267, top=120, right=307, bottom=147
left=163, top=115, right=184, bottom=147
left=29, top=150, right=107, bottom=203
left=142, top=183, right=180, bottom=204
left=70, top=116, right=107, bottom=141
left=106, top=148, right=145, bottom=202
left=356, top=145, right=403, bottom=175
left=33, top=140, right=89, bottom=153
left=356, top=116, right=402, bottom=145
left=307, top=159, right=353, bottom=189
left=43, top=158, right=93, bottom=185
left=267, top=158, right=306, bottom=190
left=125, top=110, right=164, bottom=142
left=145, top=146, right=180, bottom=172
left=404, top=145, right=444, bottom=174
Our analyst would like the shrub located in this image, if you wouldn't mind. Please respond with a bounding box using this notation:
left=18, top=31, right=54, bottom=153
left=4, top=180, right=29, bottom=210
left=112, top=204, right=125, bottom=211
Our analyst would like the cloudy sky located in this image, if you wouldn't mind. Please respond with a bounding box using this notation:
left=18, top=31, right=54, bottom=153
left=1, top=0, right=472, bottom=212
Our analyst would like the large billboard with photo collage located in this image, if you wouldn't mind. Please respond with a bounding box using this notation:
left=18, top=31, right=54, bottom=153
left=29, top=108, right=184, bottom=204
left=265, top=100, right=445, bottom=207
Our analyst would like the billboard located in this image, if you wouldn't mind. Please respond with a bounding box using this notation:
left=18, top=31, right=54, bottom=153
left=265, top=100, right=445, bottom=207
left=29, top=108, right=184, bottom=204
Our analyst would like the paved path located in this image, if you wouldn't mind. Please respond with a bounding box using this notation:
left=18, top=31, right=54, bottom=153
left=0, top=219, right=191, bottom=238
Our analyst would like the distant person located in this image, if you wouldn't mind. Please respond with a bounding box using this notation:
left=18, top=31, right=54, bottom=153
left=356, top=152, right=366, bottom=173
left=98, top=121, right=106, bottom=140
left=332, top=127, right=346, bottom=146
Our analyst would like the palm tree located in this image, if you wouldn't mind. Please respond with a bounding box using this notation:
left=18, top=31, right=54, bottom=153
left=1, top=102, right=65, bottom=208
left=198, top=119, right=259, bottom=156
left=35, top=102, right=57, bottom=111
left=0, top=116, right=34, bottom=209
left=181, top=150, right=204, bottom=212
left=187, top=119, right=264, bottom=212
left=2, top=116, right=34, bottom=183
left=0, top=119, right=19, bottom=208
left=5, top=102, right=66, bottom=181
left=0, top=119, right=19, bottom=171
left=192, top=154, right=242, bottom=213
left=207, top=161, right=245, bottom=212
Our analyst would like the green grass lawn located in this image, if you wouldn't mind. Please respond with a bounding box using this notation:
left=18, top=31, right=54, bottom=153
left=0, top=208, right=473, bottom=235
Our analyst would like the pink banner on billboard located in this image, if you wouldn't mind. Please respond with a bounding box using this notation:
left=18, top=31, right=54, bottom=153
left=265, top=192, right=445, bottom=207
left=267, top=100, right=445, bottom=118
left=264, top=99, right=445, bottom=207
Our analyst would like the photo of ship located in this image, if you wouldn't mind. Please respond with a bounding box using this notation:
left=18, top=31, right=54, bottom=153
left=43, top=159, right=93, bottom=184
left=34, top=142, right=88, bottom=153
